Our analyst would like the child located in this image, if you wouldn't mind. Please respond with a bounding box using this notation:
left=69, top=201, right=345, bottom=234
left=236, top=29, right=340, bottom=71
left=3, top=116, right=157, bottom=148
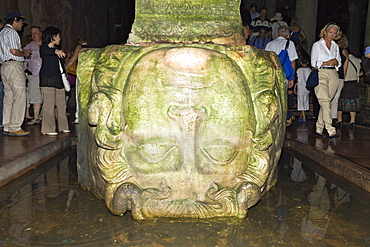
left=294, top=57, right=311, bottom=122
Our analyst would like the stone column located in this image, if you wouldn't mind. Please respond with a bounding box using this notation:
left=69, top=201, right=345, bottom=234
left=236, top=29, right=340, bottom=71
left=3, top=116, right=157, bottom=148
left=295, top=0, right=318, bottom=55
left=365, top=0, right=370, bottom=48
left=265, top=0, right=276, bottom=19
left=348, top=0, right=363, bottom=57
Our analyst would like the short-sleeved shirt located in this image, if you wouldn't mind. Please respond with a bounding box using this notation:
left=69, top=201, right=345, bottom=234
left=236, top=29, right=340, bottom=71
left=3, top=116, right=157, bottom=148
left=250, top=17, right=272, bottom=37
left=250, top=35, right=270, bottom=49
left=265, top=36, right=299, bottom=62
left=296, top=67, right=311, bottom=95
left=24, top=41, right=42, bottom=76
left=0, top=24, right=24, bottom=63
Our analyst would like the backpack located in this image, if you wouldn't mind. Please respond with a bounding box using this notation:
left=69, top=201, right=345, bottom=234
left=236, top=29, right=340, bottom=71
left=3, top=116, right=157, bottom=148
left=278, top=39, right=294, bottom=80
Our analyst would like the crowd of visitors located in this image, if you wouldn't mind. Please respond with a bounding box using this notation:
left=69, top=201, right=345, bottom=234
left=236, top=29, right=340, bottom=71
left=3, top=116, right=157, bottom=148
left=244, top=4, right=366, bottom=136
left=0, top=11, right=86, bottom=137
left=0, top=6, right=368, bottom=139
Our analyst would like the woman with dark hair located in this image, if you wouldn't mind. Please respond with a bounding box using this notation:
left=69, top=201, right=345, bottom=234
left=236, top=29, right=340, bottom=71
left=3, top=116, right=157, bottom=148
left=39, top=26, right=69, bottom=135
left=311, top=23, right=342, bottom=138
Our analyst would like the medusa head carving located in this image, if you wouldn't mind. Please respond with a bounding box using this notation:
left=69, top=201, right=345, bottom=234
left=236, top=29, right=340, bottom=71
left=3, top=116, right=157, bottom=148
left=77, top=44, right=286, bottom=220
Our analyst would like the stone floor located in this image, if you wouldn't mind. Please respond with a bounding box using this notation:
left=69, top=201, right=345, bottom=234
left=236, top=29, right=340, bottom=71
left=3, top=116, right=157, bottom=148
left=0, top=116, right=369, bottom=191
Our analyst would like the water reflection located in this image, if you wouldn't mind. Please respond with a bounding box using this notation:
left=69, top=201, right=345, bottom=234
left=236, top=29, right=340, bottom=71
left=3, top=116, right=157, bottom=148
left=0, top=150, right=369, bottom=246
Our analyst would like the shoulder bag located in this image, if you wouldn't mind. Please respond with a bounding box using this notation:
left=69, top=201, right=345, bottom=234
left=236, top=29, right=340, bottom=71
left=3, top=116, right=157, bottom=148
left=306, top=69, right=319, bottom=88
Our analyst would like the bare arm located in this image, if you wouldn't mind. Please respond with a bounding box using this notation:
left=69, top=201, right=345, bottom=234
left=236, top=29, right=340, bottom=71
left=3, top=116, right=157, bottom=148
left=55, top=49, right=66, bottom=58
left=291, top=59, right=296, bottom=71
left=342, top=48, right=349, bottom=78
left=300, top=27, right=307, bottom=42
left=10, top=48, right=31, bottom=57
left=65, top=45, right=82, bottom=70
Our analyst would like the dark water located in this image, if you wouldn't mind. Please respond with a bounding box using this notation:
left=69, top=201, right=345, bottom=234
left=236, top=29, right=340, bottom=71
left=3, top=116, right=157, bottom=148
left=0, top=148, right=369, bottom=247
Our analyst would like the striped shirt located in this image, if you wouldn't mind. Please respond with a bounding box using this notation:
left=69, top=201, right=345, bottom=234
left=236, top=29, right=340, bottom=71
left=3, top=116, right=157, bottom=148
left=0, top=24, right=25, bottom=63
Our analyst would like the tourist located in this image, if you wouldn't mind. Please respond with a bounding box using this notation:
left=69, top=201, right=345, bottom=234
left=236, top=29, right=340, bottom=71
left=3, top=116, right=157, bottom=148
left=24, top=26, right=43, bottom=126
left=249, top=3, right=260, bottom=20
left=270, top=12, right=287, bottom=40
left=311, top=23, right=342, bottom=138
left=295, top=57, right=311, bottom=123
left=243, top=23, right=251, bottom=44
left=289, top=17, right=307, bottom=56
left=250, top=7, right=272, bottom=39
left=336, top=54, right=362, bottom=129
left=0, top=19, right=3, bottom=128
left=39, top=26, right=69, bottom=135
left=249, top=26, right=270, bottom=49
left=65, top=35, right=89, bottom=124
left=0, top=11, right=31, bottom=136
left=265, top=26, right=298, bottom=127
left=332, top=34, right=349, bottom=125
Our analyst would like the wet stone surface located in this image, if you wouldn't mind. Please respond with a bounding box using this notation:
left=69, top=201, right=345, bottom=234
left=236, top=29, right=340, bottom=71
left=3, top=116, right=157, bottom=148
left=0, top=149, right=369, bottom=246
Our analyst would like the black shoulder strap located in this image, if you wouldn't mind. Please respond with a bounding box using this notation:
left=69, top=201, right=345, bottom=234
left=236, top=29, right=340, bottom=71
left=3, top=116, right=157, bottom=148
left=252, top=36, right=258, bottom=46
left=285, top=39, right=290, bottom=50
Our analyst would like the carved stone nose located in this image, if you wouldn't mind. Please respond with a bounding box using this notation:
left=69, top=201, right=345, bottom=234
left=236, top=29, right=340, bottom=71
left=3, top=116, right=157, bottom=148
left=167, top=106, right=207, bottom=133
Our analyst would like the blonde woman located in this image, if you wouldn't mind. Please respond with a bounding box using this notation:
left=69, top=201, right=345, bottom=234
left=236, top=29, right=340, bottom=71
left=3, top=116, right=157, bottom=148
left=311, top=23, right=342, bottom=138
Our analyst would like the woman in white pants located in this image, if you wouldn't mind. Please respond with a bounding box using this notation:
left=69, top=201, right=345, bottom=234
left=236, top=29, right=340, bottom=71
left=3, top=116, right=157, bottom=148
left=311, top=23, right=342, bottom=138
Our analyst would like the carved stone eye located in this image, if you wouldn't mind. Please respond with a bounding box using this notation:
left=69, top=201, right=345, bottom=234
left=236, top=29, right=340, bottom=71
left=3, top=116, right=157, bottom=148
left=138, top=143, right=176, bottom=163
left=202, top=144, right=238, bottom=165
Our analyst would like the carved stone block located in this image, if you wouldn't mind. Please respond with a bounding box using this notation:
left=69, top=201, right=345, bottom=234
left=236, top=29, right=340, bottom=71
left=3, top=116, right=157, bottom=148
left=77, top=44, right=286, bottom=220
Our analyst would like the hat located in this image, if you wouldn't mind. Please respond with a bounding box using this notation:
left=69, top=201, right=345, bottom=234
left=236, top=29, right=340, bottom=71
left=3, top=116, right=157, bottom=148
left=365, top=46, right=370, bottom=56
left=271, top=12, right=283, bottom=21
left=6, top=11, right=27, bottom=21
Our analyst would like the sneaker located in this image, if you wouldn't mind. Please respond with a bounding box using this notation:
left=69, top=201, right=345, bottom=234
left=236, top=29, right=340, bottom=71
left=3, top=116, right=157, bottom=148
left=27, top=119, right=41, bottom=125
left=298, top=118, right=307, bottom=123
left=61, top=130, right=70, bottom=133
left=42, top=132, right=58, bottom=136
left=8, top=129, right=30, bottom=136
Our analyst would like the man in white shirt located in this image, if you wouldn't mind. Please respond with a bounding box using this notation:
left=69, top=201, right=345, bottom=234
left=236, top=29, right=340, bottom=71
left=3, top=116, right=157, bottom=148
left=265, top=25, right=298, bottom=126
left=265, top=25, right=298, bottom=87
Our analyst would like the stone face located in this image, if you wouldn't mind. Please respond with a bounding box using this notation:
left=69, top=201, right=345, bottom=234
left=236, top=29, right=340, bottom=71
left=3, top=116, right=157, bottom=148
left=127, top=0, right=245, bottom=44
left=77, top=44, right=287, bottom=220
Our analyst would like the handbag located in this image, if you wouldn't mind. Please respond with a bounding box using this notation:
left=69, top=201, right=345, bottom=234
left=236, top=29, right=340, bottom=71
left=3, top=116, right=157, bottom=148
left=58, top=59, right=71, bottom=92
left=306, top=69, right=319, bottom=88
